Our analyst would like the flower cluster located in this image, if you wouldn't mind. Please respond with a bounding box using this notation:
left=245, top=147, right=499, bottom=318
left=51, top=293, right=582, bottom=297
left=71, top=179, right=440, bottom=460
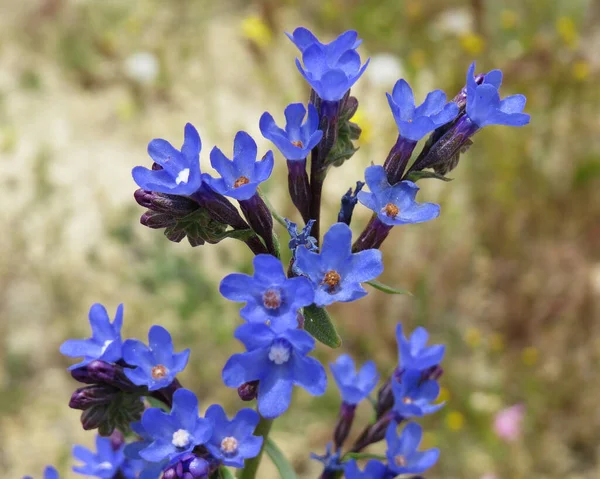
left=26, top=26, right=528, bottom=479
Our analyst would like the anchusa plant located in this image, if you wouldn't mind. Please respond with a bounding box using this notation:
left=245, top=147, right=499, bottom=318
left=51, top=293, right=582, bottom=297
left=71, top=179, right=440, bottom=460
left=27, top=26, right=529, bottom=479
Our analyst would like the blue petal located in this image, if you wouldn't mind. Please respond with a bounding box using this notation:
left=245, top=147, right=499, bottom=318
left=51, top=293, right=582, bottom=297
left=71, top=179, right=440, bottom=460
left=60, top=338, right=97, bottom=359
left=399, top=422, right=422, bottom=456
left=139, top=440, right=176, bottom=462
left=484, top=69, right=503, bottom=89
left=181, top=123, right=201, bottom=159
left=44, top=466, right=60, bottom=479
left=391, top=79, right=416, bottom=120
left=414, top=89, right=447, bottom=117
left=148, top=325, right=174, bottom=366
left=220, top=273, right=258, bottom=302
left=124, top=365, right=152, bottom=387
left=171, top=389, right=199, bottom=431
left=286, top=27, right=319, bottom=52
left=417, top=344, right=446, bottom=369
left=88, top=304, right=116, bottom=340
left=363, top=165, right=391, bottom=198
left=252, top=254, right=287, bottom=284
left=222, top=349, right=270, bottom=387
left=485, top=110, right=530, bottom=127
left=336, top=49, right=361, bottom=75
left=234, top=323, right=276, bottom=351
left=356, top=360, right=379, bottom=391
left=407, top=448, right=440, bottom=473
left=209, top=147, right=237, bottom=185
left=286, top=276, right=315, bottom=309
left=342, top=249, right=383, bottom=284
left=171, top=349, right=190, bottom=374
left=292, top=355, right=327, bottom=396
left=147, top=139, right=185, bottom=173
left=294, top=247, right=323, bottom=283
left=284, top=103, right=307, bottom=139
left=254, top=150, right=274, bottom=183
left=499, top=94, right=526, bottom=114
left=205, top=403, right=228, bottom=432
left=282, top=328, right=316, bottom=355
left=142, top=408, right=178, bottom=439
left=72, top=445, right=95, bottom=464
left=320, top=223, right=353, bottom=268
left=430, top=102, right=460, bottom=127
left=233, top=131, right=258, bottom=176
left=192, top=418, right=213, bottom=445
left=357, top=191, right=380, bottom=213
left=257, top=368, right=293, bottom=418
left=302, top=44, right=328, bottom=77
left=319, top=69, right=351, bottom=101
left=122, top=339, right=154, bottom=369
left=230, top=408, right=261, bottom=438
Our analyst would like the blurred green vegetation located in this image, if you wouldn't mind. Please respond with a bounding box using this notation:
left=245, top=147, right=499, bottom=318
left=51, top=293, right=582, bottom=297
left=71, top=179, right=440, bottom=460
left=0, top=0, right=599, bottom=478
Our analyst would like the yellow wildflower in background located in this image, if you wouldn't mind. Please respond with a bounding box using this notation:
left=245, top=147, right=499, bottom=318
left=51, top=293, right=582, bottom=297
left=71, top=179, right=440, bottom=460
left=572, top=60, right=590, bottom=81
left=489, top=333, right=505, bottom=352
left=437, top=386, right=451, bottom=403
left=464, top=327, right=482, bottom=348
left=501, top=10, right=519, bottom=30
left=350, top=108, right=372, bottom=145
left=446, top=411, right=465, bottom=431
left=460, top=33, right=485, bottom=56
left=556, top=17, right=578, bottom=48
left=522, top=346, right=538, bottom=366
left=409, top=49, right=426, bottom=70
left=241, top=16, right=272, bottom=49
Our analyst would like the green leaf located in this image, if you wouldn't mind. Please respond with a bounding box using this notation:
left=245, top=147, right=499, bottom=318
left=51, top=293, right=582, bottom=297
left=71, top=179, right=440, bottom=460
left=218, top=466, right=235, bottom=479
left=265, top=438, right=298, bottom=479
left=405, top=170, right=453, bottom=182
left=366, top=280, right=412, bottom=296
left=342, top=452, right=387, bottom=461
left=303, top=304, right=342, bottom=348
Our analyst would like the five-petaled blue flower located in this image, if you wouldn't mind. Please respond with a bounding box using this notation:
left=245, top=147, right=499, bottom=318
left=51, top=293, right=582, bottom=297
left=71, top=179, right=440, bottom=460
left=343, top=459, right=387, bottom=479
left=385, top=422, right=440, bottom=476
left=123, top=422, right=166, bottom=479
left=392, top=369, right=444, bottom=418
left=138, top=388, right=213, bottom=462
left=204, top=131, right=274, bottom=201
left=23, top=466, right=60, bottom=479
left=358, top=165, right=441, bottom=226
left=72, top=435, right=125, bottom=479
left=295, top=222, right=384, bottom=307
left=222, top=323, right=327, bottom=418
left=132, top=123, right=203, bottom=196
left=122, top=325, right=190, bottom=391
left=465, top=62, right=530, bottom=128
left=387, top=79, right=459, bottom=141
left=204, top=404, right=263, bottom=468
left=60, top=303, right=124, bottom=370
left=290, top=28, right=369, bottom=102
left=220, top=254, right=314, bottom=332
left=330, top=354, right=379, bottom=406
left=260, top=103, right=323, bottom=160
left=396, top=323, right=445, bottom=371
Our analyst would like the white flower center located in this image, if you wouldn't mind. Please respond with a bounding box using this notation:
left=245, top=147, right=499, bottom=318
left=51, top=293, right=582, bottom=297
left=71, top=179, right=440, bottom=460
left=221, top=436, right=239, bottom=455
left=97, top=461, right=113, bottom=471
left=100, top=340, right=113, bottom=355
left=172, top=429, right=192, bottom=448
left=268, top=341, right=291, bottom=365
left=176, top=168, right=190, bottom=185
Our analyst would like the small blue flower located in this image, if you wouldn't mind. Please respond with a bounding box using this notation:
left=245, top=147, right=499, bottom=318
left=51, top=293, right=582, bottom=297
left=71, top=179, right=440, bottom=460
left=204, top=404, right=263, bottom=468
left=204, top=131, right=274, bottom=201
left=72, top=435, right=125, bottom=479
left=122, top=325, right=190, bottom=391
left=220, top=254, right=314, bottom=332
left=294, top=223, right=384, bottom=307
left=358, top=165, right=440, bottom=227
left=392, top=369, right=443, bottom=418
left=385, top=422, right=439, bottom=476
left=286, top=219, right=318, bottom=254
left=132, top=123, right=203, bottom=196
left=330, top=354, right=379, bottom=406
left=138, top=388, right=213, bottom=462
left=396, top=323, right=445, bottom=370
left=291, top=29, right=369, bottom=101
left=311, top=443, right=343, bottom=473
left=387, top=79, right=459, bottom=141
left=60, top=303, right=124, bottom=370
left=222, top=323, right=327, bottom=418
left=23, top=466, right=60, bottom=479
left=260, top=103, right=323, bottom=160
left=343, top=459, right=387, bottom=479
left=124, top=422, right=166, bottom=479
left=465, top=62, right=530, bottom=128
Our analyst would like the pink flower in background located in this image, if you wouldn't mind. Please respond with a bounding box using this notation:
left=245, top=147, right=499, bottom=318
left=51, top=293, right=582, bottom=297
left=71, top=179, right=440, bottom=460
left=494, top=404, right=525, bottom=442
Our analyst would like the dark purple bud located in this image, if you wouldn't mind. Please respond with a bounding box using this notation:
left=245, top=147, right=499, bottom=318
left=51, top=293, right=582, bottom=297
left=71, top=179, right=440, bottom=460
left=287, top=160, right=311, bottom=223
left=383, top=136, right=418, bottom=185
left=375, top=377, right=394, bottom=419
left=333, top=402, right=356, bottom=450
left=350, top=411, right=395, bottom=453
left=316, top=100, right=340, bottom=167
left=238, top=380, right=259, bottom=401
left=69, top=385, right=119, bottom=410
left=81, top=405, right=109, bottom=431
left=191, top=184, right=248, bottom=230
left=71, top=360, right=137, bottom=392
left=152, top=162, right=163, bottom=171
left=352, top=216, right=393, bottom=252
left=423, top=365, right=444, bottom=381
left=239, top=194, right=276, bottom=255
left=140, top=210, right=177, bottom=229
left=337, top=181, right=364, bottom=226
left=134, top=189, right=155, bottom=209
left=163, top=453, right=210, bottom=479
left=452, top=73, right=485, bottom=110
left=151, top=194, right=199, bottom=215
left=340, top=96, right=359, bottom=120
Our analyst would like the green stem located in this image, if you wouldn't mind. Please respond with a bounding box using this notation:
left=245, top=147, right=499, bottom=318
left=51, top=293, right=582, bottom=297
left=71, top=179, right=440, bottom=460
left=237, top=416, right=274, bottom=479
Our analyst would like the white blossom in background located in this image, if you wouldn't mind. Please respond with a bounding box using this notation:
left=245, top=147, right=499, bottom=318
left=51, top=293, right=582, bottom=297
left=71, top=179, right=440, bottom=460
left=124, top=52, right=159, bottom=85
left=365, top=53, right=404, bottom=88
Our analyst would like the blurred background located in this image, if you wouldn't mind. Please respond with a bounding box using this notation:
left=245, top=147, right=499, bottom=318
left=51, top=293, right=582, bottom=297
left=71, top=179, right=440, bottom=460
left=1, top=0, right=599, bottom=478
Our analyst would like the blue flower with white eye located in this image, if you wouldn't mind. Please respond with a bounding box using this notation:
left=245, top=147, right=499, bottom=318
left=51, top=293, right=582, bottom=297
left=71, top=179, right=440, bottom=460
left=392, top=369, right=444, bottom=418
left=465, top=62, right=530, bottom=128
left=222, top=323, right=327, bottom=418
left=60, top=303, right=124, bottom=370
left=387, top=79, right=459, bottom=141
left=204, top=131, right=274, bottom=201
left=343, top=459, right=387, bottom=479
left=72, top=435, right=125, bottom=479
left=330, top=354, right=379, bottom=406
left=123, top=422, right=166, bottom=479
left=260, top=103, right=323, bottom=161
left=138, top=388, right=213, bottom=463
left=132, top=123, right=203, bottom=196
left=290, top=28, right=369, bottom=101
left=358, top=165, right=440, bottom=227
left=294, top=223, right=383, bottom=307
left=385, top=422, right=439, bottom=476
left=204, top=404, right=263, bottom=468
left=122, top=325, right=190, bottom=391
left=23, top=466, right=60, bottom=479
left=396, top=323, right=445, bottom=370
left=220, top=254, right=314, bottom=332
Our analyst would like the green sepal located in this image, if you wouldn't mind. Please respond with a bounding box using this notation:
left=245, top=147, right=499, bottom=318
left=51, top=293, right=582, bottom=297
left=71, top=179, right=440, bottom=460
left=405, top=170, right=453, bottom=182
left=265, top=438, right=299, bottom=479
left=303, top=304, right=342, bottom=348
left=366, top=280, right=412, bottom=296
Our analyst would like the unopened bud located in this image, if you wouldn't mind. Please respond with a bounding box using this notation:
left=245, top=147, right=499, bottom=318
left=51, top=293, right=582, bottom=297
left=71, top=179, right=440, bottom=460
left=238, top=381, right=259, bottom=401
left=71, top=360, right=137, bottom=392
left=140, top=210, right=177, bottom=229
left=333, top=403, right=356, bottom=449
left=69, top=385, right=119, bottom=410
left=81, top=405, right=109, bottom=431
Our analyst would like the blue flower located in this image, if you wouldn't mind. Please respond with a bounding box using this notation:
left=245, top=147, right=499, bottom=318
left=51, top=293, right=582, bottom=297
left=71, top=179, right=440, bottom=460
left=330, top=354, right=379, bottom=405
left=124, top=422, right=166, bottom=479
left=294, top=223, right=384, bottom=307
left=138, top=388, right=213, bottom=462
left=385, top=422, right=439, bottom=476
left=204, top=404, right=263, bottom=468
left=222, top=323, right=327, bottom=418
left=220, top=254, right=314, bottom=332
left=392, top=369, right=443, bottom=418
left=23, top=466, right=60, bottom=479
left=387, top=79, right=459, bottom=141
left=396, top=323, right=445, bottom=370
left=132, top=123, right=203, bottom=196
left=60, top=303, right=124, bottom=370
left=204, top=131, right=274, bottom=201
left=311, top=443, right=343, bottom=473
left=260, top=103, right=323, bottom=160
left=358, top=165, right=441, bottom=227
left=122, top=325, right=190, bottom=391
left=72, top=435, right=125, bottom=479
left=286, top=218, right=318, bottom=254
left=465, top=62, right=530, bottom=128
left=291, top=29, right=369, bottom=101
left=343, top=459, right=387, bottom=479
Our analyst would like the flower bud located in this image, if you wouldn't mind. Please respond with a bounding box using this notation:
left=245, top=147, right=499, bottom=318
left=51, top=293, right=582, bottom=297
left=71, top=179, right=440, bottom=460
left=69, top=385, right=119, bottom=410
left=237, top=381, right=259, bottom=401
left=162, top=453, right=210, bottom=479
left=71, top=360, right=137, bottom=392
left=81, top=405, right=109, bottom=431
